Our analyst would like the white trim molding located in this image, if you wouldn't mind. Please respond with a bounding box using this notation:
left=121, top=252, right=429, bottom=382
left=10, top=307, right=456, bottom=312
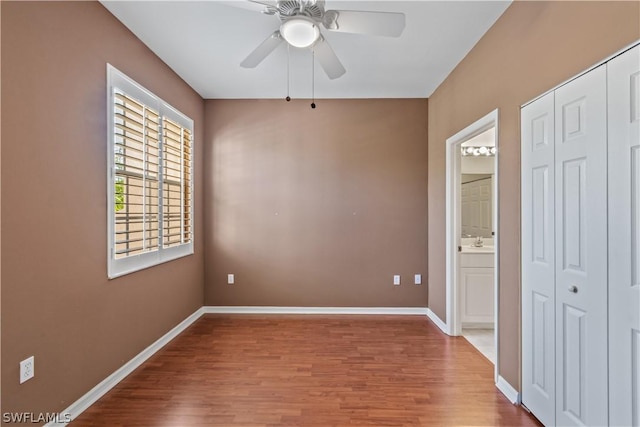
left=426, top=308, right=451, bottom=335
left=45, top=307, right=205, bottom=427
left=496, top=375, right=521, bottom=404
left=203, top=306, right=429, bottom=315
left=445, top=109, right=499, bottom=336
left=445, top=109, right=500, bottom=385
left=106, top=64, right=194, bottom=280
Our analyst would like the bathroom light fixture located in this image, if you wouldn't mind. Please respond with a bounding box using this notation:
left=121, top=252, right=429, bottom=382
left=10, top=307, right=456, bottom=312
left=280, top=17, right=320, bottom=48
left=461, top=146, right=496, bottom=157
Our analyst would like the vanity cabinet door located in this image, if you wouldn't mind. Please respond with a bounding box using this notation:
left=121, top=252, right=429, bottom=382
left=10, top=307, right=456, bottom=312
left=460, top=267, right=494, bottom=325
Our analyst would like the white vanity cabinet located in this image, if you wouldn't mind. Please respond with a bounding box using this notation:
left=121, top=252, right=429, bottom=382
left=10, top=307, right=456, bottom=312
left=459, top=251, right=494, bottom=326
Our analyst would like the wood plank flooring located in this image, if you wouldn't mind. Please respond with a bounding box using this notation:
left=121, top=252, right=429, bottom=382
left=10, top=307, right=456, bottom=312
left=72, top=315, right=541, bottom=426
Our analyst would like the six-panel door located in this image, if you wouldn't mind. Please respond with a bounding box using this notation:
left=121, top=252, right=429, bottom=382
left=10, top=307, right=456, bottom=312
left=608, top=45, right=640, bottom=427
left=553, top=65, right=608, bottom=427
left=521, top=59, right=626, bottom=426
left=522, top=91, right=556, bottom=427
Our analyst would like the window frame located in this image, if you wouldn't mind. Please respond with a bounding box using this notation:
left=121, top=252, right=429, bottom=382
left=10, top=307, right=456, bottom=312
left=107, top=64, right=194, bottom=279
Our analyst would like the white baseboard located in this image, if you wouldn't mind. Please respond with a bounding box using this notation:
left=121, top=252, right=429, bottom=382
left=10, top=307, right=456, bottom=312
left=496, top=375, right=521, bottom=404
left=461, top=322, right=494, bottom=329
left=45, top=307, right=205, bottom=427
left=426, top=308, right=451, bottom=335
left=203, top=306, right=429, bottom=315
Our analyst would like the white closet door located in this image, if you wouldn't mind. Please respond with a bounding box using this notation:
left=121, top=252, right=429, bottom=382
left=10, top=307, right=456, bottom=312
left=555, top=65, right=608, bottom=427
left=608, top=45, right=640, bottom=427
left=521, top=91, right=556, bottom=427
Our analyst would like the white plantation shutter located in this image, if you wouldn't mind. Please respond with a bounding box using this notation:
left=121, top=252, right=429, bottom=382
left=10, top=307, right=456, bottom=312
left=113, top=92, right=160, bottom=258
left=162, top=117, right=192, bottom=247
left=108, top=65, right=193, bottom=278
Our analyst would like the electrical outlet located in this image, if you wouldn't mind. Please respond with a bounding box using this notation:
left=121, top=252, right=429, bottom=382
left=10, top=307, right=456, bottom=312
left=20, top=356, right=34, bottom=384
left=414, top=274, right=422, bottom=285
left=227, top=274, right=234, bottom=285
left=393, top=275, right=401, bottom=286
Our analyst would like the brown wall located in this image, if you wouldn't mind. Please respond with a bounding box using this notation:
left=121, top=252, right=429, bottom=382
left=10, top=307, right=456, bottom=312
left=0, top=1, right=3, bottom=409
left=427, top=1, right=639, bottom=388
left=204, top=99, right=428, bottom=307
left=5, top=0, right=637, bottom=416
left=1, top=1, right=204, bottom=415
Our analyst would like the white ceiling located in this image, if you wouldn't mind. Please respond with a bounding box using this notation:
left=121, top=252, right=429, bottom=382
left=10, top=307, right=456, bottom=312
left=461, top=127, right=495, bottom=147
left=101, top=0, right=511, bottom=99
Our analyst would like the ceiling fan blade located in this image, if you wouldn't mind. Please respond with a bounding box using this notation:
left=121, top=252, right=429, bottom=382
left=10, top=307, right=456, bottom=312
left=218, top=0, right=277, bottom=14
left=240, top=31, right=283, bottom=68
left=313, top=38, right=346, bottom=80
left=323, top=10, right=405, bottom=37
left=248, top=0, right=278, bottom=7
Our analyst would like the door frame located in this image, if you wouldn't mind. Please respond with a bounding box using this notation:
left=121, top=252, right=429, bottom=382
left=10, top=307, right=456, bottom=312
left=445, top=109, right=499, bottom=382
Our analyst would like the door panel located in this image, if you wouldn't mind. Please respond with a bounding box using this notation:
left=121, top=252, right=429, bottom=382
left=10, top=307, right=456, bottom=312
left=462, top=185, right=470, bottom=236
left=532, top=166, right=549, bottom=263
left=522, top=91, right=556, bottom=426
left=561, top=158, right=586, bottom=273
left=555, top=64, right=608, bottom=427
left=479, top=178, right=492, bottom=236
left=532, top=291, right=550, bottom=395
left=634, top=331, right=640, bottom=427
left=562, top=304, right=586, bottom=423
left=608, top=45, right=640, bottom=427
left=470, top=183, right=480, bottom=236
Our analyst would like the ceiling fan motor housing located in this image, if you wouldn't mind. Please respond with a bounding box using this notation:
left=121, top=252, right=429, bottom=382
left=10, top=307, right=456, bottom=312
left=278, top=0, right=325, bottom=21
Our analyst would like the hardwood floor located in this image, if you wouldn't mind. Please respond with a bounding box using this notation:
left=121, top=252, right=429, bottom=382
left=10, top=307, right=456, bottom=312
left=72, top=315, right=541, bottom=427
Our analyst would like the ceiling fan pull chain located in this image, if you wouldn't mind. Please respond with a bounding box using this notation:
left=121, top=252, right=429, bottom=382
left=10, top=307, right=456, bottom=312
left=286, top=44, right=291, bottom=102
left=311, top=49, right=316, bottom=109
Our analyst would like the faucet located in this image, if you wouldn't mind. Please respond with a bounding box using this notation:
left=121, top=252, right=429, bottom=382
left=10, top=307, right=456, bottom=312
left=473, top=236, right=484, bottom=247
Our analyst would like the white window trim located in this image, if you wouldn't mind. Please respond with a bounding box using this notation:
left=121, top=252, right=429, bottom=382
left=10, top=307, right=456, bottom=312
left=107, top=64, right=194, bottom=279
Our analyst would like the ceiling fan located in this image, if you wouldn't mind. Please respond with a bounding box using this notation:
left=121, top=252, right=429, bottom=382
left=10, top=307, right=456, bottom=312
left=238, top=0, right=406, bottom=80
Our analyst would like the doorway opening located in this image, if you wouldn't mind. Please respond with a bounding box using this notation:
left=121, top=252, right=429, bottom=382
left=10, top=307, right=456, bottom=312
left=445, top=110, right=499, bottom=381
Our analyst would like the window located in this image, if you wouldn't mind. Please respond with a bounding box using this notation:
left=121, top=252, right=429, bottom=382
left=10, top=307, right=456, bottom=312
left=107, top=65, right=193, bottom=278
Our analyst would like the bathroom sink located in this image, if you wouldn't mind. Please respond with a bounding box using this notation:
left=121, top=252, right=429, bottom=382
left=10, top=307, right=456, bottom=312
left=462, top=246, right=495, bottom=253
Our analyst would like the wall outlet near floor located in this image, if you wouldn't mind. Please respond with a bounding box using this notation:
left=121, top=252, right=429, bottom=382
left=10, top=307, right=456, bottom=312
left=414, top=274, right=422, bottom=285
left=393, top=275, right=401, bottom=286
left=227, top=274, right=234, bottom=285
left=20, top=356, right=34, bottom=384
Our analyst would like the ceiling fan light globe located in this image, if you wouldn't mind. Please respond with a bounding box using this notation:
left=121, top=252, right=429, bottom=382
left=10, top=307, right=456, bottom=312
left=281, top=18, right=320, bottom=48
